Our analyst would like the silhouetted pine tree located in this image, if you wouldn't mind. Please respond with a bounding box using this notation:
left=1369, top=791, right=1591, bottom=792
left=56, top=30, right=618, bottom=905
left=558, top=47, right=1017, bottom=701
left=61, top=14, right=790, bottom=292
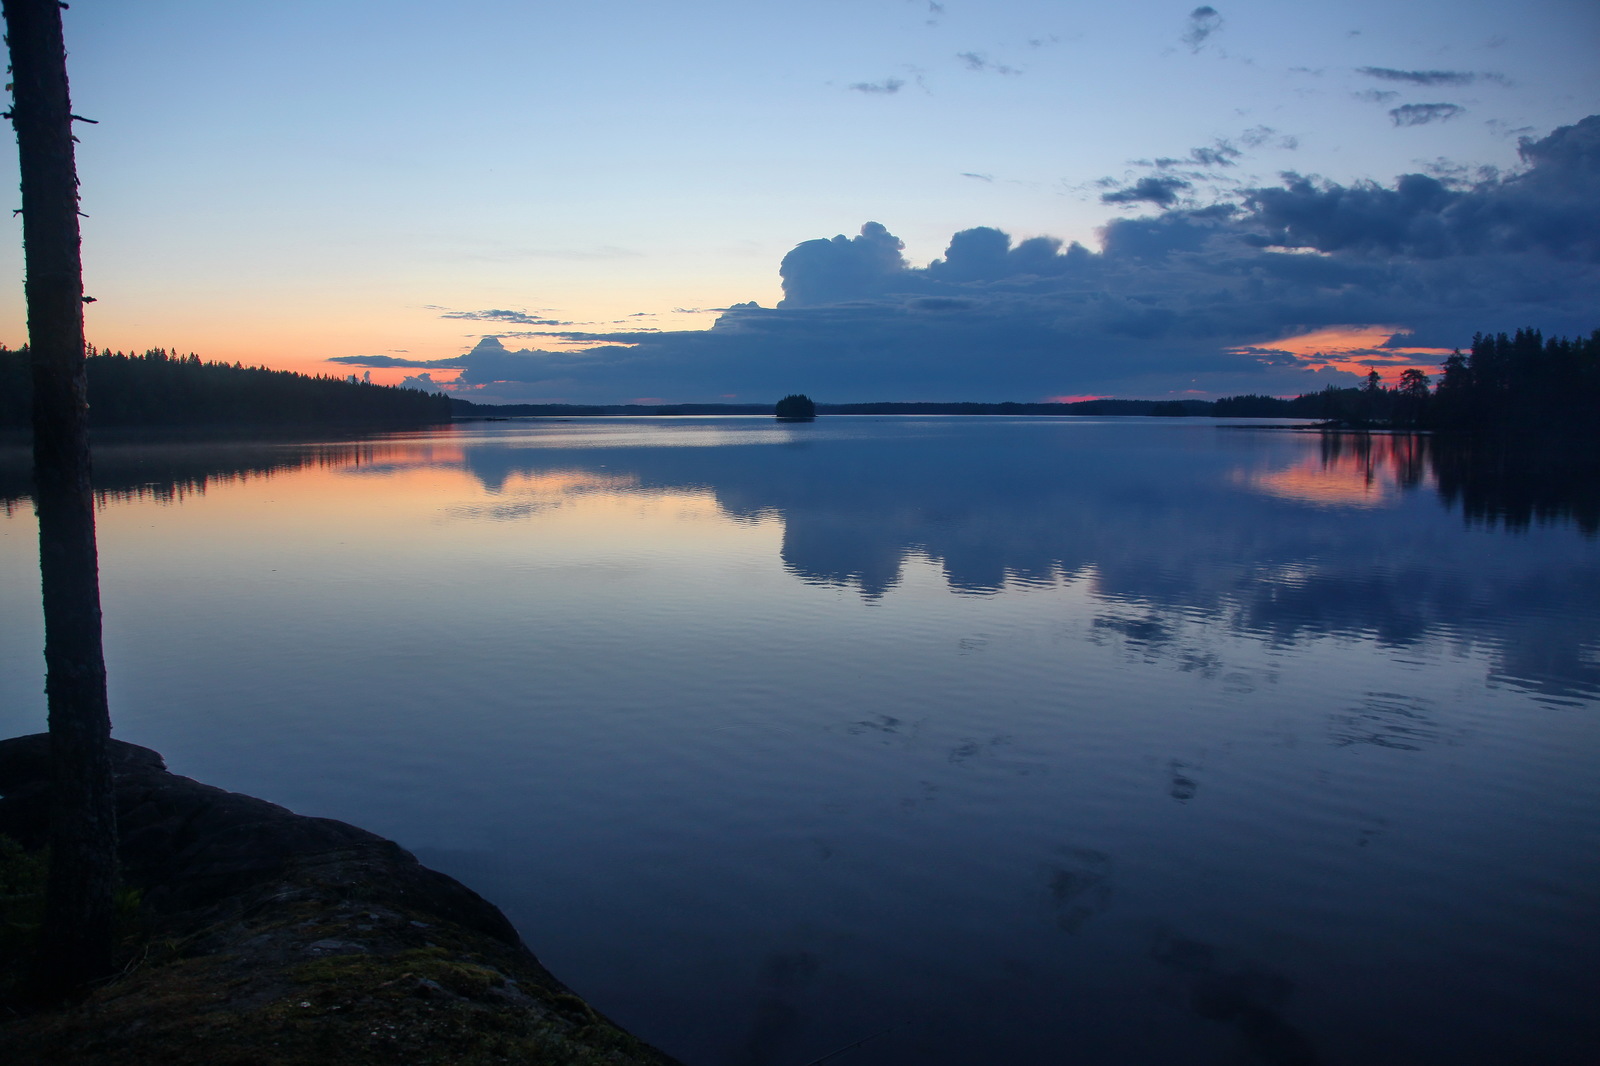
left=4, top=0, right=118, bottom=996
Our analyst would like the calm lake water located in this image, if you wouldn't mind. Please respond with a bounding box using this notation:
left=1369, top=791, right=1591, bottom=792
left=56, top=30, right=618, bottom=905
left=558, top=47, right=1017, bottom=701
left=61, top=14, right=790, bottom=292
left=2, top=416, right=1597, bottom=1066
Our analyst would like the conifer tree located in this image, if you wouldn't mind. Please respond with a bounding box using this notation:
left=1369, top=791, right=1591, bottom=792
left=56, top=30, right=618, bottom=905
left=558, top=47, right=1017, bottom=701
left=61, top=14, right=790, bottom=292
left=4, top=0, right=118, bottom=992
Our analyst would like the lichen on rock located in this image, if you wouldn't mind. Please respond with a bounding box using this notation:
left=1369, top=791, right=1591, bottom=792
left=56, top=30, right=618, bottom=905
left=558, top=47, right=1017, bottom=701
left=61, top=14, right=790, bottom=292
left=0, top=733, right=682, bottom=1066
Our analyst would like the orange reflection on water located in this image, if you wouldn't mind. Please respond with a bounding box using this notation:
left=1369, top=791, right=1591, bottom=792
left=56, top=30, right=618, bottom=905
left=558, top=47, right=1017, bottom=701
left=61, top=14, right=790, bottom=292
left=82, top=434, right=760, bottom=564
left=1242, top=433, right=1433, bottom=508
left=84, top=437, right=469, bottom=508
left=496, top=470, right=638, bottom=496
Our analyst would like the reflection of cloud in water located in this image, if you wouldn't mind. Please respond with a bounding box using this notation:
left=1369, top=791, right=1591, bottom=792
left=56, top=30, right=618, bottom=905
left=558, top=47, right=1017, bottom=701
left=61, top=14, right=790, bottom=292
left=1168, top=759, right=1200, bottom=801
left=732, top=949, right=819, bottom=1066
left=946, top=734, right=1011, bottom=766
left=428, top=420, right=1599, bottom=700
left=1150, top=932, right=1325, bottom=1066
left=1091, top=613, right=1174, bottom=656
left=443, top=469, right=643, bottom=521
left=1330, top=692, right=1458, bottom=751
left=780, top=516, right=915, bottom=600
left=15, top=420, right=1591, bottom=699
left=844, top=714, right=922, bottom=749
left=1043, top=846, right=1112, bottom=933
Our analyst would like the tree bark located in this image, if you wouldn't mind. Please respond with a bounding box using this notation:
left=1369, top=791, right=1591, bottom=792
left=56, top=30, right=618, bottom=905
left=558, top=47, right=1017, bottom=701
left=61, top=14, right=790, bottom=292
left=3, top=0, right=118, bottom=992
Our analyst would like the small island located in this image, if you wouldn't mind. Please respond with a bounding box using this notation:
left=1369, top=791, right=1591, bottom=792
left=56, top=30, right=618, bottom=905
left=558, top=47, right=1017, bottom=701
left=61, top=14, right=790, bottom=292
left=774, top=393, right=817, bottom=421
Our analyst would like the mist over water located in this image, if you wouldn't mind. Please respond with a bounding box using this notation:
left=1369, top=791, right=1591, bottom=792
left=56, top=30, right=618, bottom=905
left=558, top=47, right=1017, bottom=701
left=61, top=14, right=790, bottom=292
left=2, top=417, right=1596, bottom=1065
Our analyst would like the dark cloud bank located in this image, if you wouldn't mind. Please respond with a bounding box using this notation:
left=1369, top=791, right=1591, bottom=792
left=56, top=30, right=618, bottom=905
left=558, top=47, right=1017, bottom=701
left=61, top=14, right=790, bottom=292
left=336, top=116, right=1600, bottom=404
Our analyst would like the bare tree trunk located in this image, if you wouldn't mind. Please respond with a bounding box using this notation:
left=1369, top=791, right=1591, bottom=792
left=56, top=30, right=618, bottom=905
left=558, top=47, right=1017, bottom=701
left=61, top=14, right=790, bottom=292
left=3, top=0, right=117, bottom=993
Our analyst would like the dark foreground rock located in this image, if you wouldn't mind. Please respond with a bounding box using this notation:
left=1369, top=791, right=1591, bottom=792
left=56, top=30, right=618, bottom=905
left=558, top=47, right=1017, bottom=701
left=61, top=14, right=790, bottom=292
left=0, top=733, right=684, bottom=1066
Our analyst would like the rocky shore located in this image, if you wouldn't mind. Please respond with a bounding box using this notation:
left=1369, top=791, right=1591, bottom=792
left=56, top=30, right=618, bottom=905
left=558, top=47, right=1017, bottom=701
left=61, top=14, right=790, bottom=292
left=0, top=733, right=684, bottom=1065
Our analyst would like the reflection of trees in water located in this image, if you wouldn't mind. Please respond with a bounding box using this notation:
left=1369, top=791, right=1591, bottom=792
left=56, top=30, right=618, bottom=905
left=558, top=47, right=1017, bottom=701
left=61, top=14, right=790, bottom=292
left=0, top=434, right=435, bottom=511
left=1313, top=430, right=1599, bottom=534
left=1432, top=437, right=1600, bottom=535
left=1316, top=430, right=1430, bottom=492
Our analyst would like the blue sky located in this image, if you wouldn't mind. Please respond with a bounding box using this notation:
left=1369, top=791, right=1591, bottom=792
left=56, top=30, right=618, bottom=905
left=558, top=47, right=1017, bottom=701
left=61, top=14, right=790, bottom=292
left=2, top=0, right=1596, bottom=402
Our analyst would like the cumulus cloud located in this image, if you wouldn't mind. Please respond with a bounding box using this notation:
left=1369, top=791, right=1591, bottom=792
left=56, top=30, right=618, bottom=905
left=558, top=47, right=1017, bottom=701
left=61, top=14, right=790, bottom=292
left=848, top=78, right=904, bottom=94
left=398, top=372, right=452, bottom=394
left=778, top=221, right=908, bottom=305
left=1389, top=103, right=1465, bottom=127
left=337, top=115, right=1600, bottom=405
left=1181, top=6, right=1223, bottom=51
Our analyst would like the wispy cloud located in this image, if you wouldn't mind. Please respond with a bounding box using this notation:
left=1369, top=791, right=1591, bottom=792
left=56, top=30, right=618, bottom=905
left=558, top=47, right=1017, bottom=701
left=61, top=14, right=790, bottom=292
left=1357, top=66, right=1506, bottom=87
left=331, top=354, right=455, bottom=369
left=848, top=78, right=905, bottom=94
left=1181, top=6, right=1223, bottom=52
left=1390, top=103, right=1465, bottom=127
left=1358, top=66, right=1476, bottom=86
left=439, top=308, right=570, bottom=325
left=1100, top=175, right=1193, bottom=207
left=957, top=51, right=1021, bottom=75
left=1239, top=126, right=1297, bottom=150
left=909, top=0, right=945, bottom=26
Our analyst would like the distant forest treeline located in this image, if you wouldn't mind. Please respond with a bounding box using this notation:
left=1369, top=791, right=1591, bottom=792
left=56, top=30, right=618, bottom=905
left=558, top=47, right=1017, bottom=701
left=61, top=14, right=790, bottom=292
left=456, top=327, right=1599, bottom=438
left=446, top=398, right=1303, bottom=417
left=2, top=328, right=1591, bottom=435
left=0, top=346, right=452, bottom=428
left=1206, top=328, right=1600, bottom=436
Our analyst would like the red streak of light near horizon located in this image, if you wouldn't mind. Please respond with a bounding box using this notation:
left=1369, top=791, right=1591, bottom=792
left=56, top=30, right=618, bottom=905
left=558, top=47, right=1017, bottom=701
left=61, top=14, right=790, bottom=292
left=1236, top=325, right=1453, bottom=389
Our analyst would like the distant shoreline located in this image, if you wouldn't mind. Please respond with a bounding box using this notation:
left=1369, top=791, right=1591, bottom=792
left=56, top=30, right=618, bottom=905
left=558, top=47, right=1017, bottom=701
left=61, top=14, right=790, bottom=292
left=452, top=399, right=1256, bottom=418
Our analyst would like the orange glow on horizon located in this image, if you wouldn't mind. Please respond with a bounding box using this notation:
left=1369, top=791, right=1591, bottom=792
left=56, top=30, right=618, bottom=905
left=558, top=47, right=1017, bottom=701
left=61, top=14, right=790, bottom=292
left=1234, top=325, right=1452, bottom=387
left=1047, top=394, right=1104, bottom=403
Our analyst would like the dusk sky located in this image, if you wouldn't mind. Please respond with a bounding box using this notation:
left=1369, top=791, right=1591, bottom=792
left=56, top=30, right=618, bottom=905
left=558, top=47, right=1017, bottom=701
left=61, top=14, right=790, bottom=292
left=2, top=0, right=1596, bottom=403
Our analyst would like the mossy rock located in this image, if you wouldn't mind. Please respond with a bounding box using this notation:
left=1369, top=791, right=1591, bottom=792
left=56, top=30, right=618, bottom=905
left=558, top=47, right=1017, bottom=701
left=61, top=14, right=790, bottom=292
left=0, top=734, right=682, bottom=1066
